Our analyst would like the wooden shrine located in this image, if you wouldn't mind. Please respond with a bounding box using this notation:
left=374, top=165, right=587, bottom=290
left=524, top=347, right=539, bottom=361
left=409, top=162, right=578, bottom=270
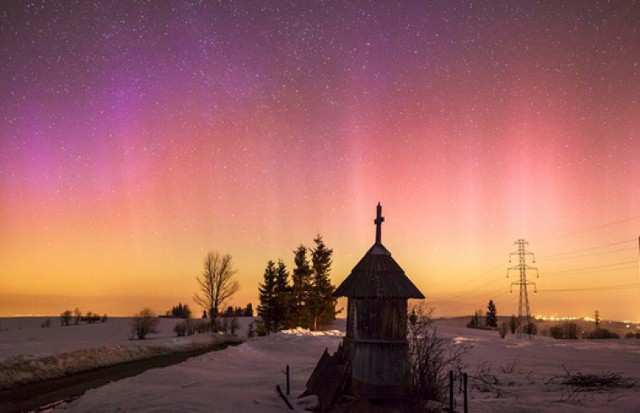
left=305, top=203, right=424, bottom=408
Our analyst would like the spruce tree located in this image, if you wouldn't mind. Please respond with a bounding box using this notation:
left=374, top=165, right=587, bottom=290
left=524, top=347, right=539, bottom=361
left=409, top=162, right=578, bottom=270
left=486, top=299, right=498, bottom=328
left=258, top=260, right=277, bottom=333
left=291, top=244, right=313, bottom=328
left=273, top=259, right=292, bottom=330
left=309, top=235, right=337, bottom=330
left=243, top=303, right=253, bottom=317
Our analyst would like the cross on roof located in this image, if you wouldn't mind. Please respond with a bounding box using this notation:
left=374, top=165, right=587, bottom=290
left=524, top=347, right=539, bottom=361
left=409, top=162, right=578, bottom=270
left=374, top=202, right=384, bottom=244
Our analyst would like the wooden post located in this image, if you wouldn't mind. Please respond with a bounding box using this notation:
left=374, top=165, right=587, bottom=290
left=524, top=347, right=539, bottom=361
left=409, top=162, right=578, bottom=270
left=276, top=385, right=294, bottom=410
left=449, top=370, right=454, bottom=412
left=286, top=365, right=290, bottom=395
left=463, top=372, right=468, bottom=413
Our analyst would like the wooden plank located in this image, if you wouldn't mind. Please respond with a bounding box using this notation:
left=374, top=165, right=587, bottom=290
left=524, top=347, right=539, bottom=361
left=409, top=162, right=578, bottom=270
left=305, top=349, right=350, bottom=410
left=276, top=385, right=294, bottom=410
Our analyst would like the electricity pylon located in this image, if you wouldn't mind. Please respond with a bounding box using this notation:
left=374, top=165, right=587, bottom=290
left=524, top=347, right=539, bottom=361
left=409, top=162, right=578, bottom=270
left=507, top=239, right=539, bottom=338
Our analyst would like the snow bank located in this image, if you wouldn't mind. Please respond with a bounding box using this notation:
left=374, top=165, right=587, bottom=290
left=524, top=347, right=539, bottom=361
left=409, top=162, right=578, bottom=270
left=0, top=317, right=252, bottom=389
left=279, top=327, right=343, bottom=337
left=0, top=334, right=242, bottom=390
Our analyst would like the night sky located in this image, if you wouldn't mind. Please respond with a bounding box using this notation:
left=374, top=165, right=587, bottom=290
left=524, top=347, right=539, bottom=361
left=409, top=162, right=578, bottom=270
left=1, top=1, right=639, bottom=321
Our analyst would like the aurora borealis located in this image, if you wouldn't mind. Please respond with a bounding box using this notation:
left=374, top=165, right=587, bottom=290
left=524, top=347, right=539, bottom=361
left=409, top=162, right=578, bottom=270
left=1, top=1, right=639, bottom=321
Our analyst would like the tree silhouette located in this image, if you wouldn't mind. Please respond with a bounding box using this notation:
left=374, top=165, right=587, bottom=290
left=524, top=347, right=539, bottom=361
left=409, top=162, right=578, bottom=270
left=291, top=244, right=313, bottom=328
left=486, top=299, right=498, bottom=328
left=308, top=235, right=337, bottom=330
left=194, top=251, right=239, bottom=331
left=258, top=260, right=278, bottom=332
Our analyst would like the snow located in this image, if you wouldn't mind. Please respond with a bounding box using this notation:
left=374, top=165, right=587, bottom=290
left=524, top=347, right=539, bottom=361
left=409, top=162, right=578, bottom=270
left=2, top=317, right=639, bottom=412
left=0, top=317, right=249, bottom=389
left=433, top=326, right=640, bottom=412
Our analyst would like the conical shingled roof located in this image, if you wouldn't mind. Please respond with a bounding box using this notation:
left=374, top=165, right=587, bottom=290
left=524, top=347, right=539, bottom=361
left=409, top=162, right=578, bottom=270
left=334, top=203, right=425, bottom=299
left=333, top=242, right=425, bottom=299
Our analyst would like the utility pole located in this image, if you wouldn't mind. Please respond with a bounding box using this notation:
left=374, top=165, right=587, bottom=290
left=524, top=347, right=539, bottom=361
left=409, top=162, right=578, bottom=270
left=507, top=239, right=539, bottom=338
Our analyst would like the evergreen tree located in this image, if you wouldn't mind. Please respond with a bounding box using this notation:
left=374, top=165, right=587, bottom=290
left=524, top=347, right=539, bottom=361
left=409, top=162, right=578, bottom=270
left=291, top=244, right=313, bottom=328
left=308, top=235, right=337, bottom=330
left=273, top=259, right=292, bottom=329
left=258, top=260, right=277, bottom=333
left=243, top=303, right=254, bottom=317
left=467, top=309, right=484, bottom=329
left=224, top=306, right=234, bottom=317
left=170, top=303, right=192, bottom=319
left=486, top=299, right=498, bottom=328
left=467, top=312, right=480, bottom=329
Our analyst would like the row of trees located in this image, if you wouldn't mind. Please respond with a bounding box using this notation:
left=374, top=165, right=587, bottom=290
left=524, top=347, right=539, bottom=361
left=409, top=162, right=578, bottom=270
left=60, top=308, right=107, bottom=326
left=221, top=303, right=253, bottom=318
left=167, top=302, right=254, bottom=319
left=168, top=303, right=192, bottom=319
left=258, top=235, right=337, bottom=333
left=467, top=300, right=500, bottom=330
left=467, top=300, right=526, bottom=338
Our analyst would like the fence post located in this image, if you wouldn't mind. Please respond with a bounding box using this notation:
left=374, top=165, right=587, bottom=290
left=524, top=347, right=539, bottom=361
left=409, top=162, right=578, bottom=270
left=286, top=364, right=290, bottom=395
left=463, top=372, right=468, bottom=413
left=449, top=370, right=454, bottom=412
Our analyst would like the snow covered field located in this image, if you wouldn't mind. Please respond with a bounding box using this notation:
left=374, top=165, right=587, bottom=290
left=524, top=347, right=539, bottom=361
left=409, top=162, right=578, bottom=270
left=0, top=317, right=247, bottom=389
left=1, top=317, right=639, bottom=412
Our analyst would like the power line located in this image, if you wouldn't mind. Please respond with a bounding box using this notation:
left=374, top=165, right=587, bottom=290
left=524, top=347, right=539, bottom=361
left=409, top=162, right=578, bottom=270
left=543, top=265, right=637, bottom=277
left=537, top=247, right=637, bottom=262
left=536, top=239, right=636, bottom=259
left=544, top=260, right=638, bottom=276
left=540, top=283, right=640, bottom=293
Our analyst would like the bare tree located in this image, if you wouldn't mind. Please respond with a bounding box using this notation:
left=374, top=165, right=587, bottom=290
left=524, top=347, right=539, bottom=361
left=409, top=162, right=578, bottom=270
left=194, top=251, right=240, bottom=331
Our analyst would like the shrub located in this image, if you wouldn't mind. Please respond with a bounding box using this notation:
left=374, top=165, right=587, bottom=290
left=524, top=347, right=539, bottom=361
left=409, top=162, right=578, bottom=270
left=509, top=315, right=517, bottom=334
left=83, top=312, right=101, bottom=324
left=524, top=322, right=537, bottom=336
left=101, top=313, right=108, bottom=323
left=74, top=308, right=82, bottom=325
left=130, top=308, right=160, bottom=340
left=174, top=321, right=187, bottom=337
left=195, top=320, right=209, bottom=334
left=587, top=328, right=620, bottom=339
left=216, top=317, right=229, bottom=333
left=229, top=317, right=239, bottom=335
left=549, top=322, right=578, bottom=339
left=41, top=318, right=51, bottom=328
left=255, top=320, right=268, bottom=336
left=247, top=321, right=256, bottom=338
left=409, top=304, right=468, bottom=405
left=498, top=322, right=508, bottom=338
left=60, top=310, right=72, bottom=326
